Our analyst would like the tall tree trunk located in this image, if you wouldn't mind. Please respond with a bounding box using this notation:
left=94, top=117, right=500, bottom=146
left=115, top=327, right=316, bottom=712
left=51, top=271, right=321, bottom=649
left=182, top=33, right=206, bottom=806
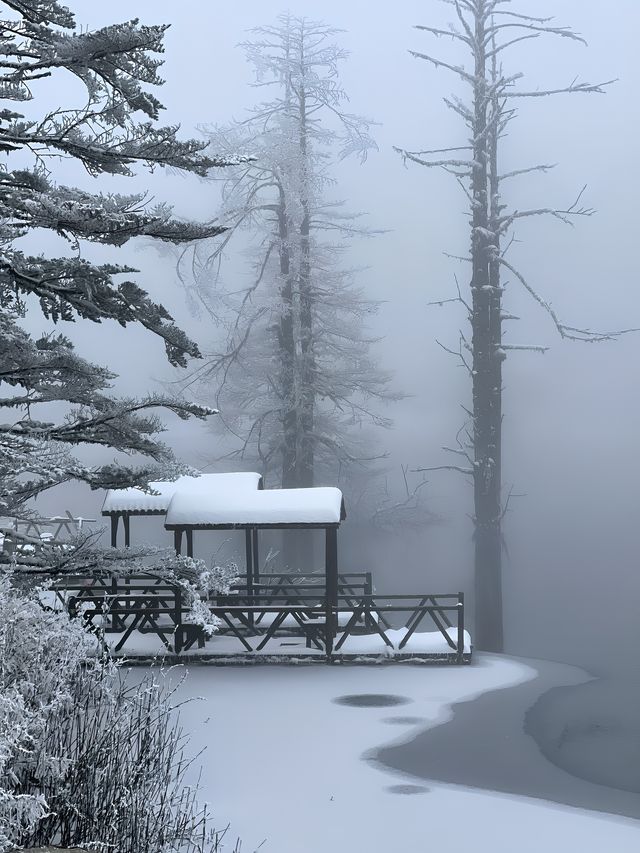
left=298, top=201, right=314, bottom=489
left=278, top=36, right=301, bottom=495
left=471, top=4, right=503, bottom=652
left=277, top=190, right=298, bottom=491
left=277, top=190, right=309, bottom=570
left=297, top=28, right=315, bottom=491
left=280, top=30, right=316, bottom=572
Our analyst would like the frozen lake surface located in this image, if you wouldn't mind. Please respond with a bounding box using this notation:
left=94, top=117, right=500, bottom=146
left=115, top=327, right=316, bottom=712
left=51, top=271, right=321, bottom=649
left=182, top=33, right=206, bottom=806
left=149, top=654, right=640, bottom=852
left=375, top=656, right=640, bottom=821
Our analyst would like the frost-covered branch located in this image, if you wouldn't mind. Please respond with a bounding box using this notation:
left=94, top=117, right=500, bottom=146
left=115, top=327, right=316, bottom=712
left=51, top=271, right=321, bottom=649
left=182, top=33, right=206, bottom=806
left=498, top=255, right=639, bottom=342
left=413, top=464, right=474, bottom=476
left=0, top=3, right=233, bottom=517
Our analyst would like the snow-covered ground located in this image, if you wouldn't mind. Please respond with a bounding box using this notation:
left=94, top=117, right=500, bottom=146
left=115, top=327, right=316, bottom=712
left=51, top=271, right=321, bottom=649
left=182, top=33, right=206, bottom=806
left=151, top=655, right=640, bottom=853
left=108, top=625, right=471, bottom=659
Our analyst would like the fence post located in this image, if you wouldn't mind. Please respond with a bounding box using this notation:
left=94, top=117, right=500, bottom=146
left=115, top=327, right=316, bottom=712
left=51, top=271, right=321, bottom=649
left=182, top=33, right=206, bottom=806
left=324, top=527, right=338, bottom=661
left=174, top=587, right=182, bottom=654
left=111, top=575, right=118, bottom=631
left=457, top=592, right=465, bottom=665
left=363, top=572, right=372, bottom=628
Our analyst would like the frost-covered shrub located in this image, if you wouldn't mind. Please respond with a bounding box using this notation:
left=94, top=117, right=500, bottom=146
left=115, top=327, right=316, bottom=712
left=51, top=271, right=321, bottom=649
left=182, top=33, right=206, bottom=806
left=38, top=535, right=240, bottom=637
left=156, top=554, right=240, bottom=635
left=19, top=669, right=232, bottom=853
left=0, top=572, right=100, bottom=850
left=0, top=570, right=237, bottom=852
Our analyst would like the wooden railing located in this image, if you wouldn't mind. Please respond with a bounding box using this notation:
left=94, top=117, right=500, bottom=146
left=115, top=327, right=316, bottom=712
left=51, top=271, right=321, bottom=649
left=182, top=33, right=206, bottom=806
left=50, top=574, right=204, bottom=654
left=44, top=573, right=469, bottom=663
left=231, top=571, right=373, bottom=599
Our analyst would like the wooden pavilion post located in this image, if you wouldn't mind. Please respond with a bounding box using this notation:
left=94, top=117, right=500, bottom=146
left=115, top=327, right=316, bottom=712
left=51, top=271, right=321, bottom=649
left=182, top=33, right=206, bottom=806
left=252, top=527, right=260, bottom=585
left=174, top=528, right=183, bottom=555
left=324, top=526, right=338, bottom=657
left=186, top=528, right=194, bottom=558
left=110, top=514, right=119, bottom=548
left=245, top=528, right=255, bottom=628
left=245, top=529, right=254, bottom=595
left=123, top=514, right=131, bottom=548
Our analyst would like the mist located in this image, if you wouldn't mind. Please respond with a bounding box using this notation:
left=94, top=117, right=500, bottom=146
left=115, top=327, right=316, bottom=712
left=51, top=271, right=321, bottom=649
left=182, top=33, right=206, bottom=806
left=4, top=1, right=640, bottom=845
left=18, top=0, right=634, bottom=681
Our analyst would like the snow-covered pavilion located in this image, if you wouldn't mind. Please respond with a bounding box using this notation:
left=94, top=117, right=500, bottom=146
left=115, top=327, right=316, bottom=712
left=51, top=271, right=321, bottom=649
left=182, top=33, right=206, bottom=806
left=86, top=480, right=470, bottom=662
left=163, top=485, right=347, bottom=604
left=101, top=472, right=263, bottom=548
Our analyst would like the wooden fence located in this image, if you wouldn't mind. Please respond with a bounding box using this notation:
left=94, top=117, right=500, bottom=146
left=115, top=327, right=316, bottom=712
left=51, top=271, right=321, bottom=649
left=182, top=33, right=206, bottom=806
left=45, top=572, right=470, bottom=663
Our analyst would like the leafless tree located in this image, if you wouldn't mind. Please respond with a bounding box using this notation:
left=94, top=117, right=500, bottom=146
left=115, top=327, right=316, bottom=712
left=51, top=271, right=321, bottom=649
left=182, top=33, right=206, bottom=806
left=397, top=0, right=634, bottom=651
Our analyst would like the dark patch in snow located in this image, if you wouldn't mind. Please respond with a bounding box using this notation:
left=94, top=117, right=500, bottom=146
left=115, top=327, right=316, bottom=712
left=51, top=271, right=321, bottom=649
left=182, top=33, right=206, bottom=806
left=333, top=693, right=411, bottom=707
left=386, top=784, right=429, bottom=795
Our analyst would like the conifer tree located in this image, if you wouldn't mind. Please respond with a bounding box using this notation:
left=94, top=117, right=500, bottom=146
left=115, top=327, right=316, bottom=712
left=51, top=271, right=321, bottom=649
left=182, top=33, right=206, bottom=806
left=179, top=15, right=396, bottom=496
left=0, top=0, right=241, bottom=516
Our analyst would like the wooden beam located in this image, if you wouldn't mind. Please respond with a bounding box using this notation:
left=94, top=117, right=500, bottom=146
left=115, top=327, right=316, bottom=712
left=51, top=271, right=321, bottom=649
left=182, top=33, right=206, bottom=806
left=245, top=529, right=253, bottom=593
left=174, top=528, right=183, bottom=555
left=123, top=513, right=131, bottom=548
left=325, top=526, right=338, bottom=657
left=252, top=527, right=260, bottom=584
left=186, top=528, right=194, bottom=558
left=244, top=529, right=255, bottom=628
left=110, top=514, right=118, bottom=548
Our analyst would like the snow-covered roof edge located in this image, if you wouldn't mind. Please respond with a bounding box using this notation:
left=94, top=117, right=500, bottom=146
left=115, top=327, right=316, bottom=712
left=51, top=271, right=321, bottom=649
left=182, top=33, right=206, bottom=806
left=164, top=486, right=346, bottom=528
left=102, top=472, right=264, bottom=515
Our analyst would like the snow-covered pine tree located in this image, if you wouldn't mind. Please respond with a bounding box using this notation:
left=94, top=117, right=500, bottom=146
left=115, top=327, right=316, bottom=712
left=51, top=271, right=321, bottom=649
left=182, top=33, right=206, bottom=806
left=397, top=0, right=630, bottom=651
left=177, top=15, right=397, bottom=499
left=0, top=0, right=241, bottom=517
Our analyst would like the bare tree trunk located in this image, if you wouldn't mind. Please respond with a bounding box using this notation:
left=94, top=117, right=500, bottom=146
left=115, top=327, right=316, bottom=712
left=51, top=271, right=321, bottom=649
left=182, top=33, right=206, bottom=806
left=276, top=189, right=308, bottom=570
left=282, top=32, right=316, bottom=571
left=471, top=5, right=503, bottom=652
left=277, top=190, right=299, bottom=491
left=297, top=69, right=315, bottom=491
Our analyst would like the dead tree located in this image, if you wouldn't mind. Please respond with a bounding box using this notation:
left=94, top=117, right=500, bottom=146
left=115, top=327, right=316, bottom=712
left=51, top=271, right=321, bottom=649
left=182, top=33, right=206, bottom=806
left=397, top=0, right=631, bottom=652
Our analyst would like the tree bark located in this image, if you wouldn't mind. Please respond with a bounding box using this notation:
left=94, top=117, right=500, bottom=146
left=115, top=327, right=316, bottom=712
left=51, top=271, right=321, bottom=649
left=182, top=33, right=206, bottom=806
left=277, top=188, right=298, bottom=491
left=281, top=29, right=316, bottom=571
left=297, top=51, right=315, bottom=491
left=471, top=4, right=503, bottom=652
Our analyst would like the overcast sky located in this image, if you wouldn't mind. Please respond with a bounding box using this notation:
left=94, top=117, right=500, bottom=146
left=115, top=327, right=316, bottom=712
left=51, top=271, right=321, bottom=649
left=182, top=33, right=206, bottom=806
left=22, top=1, right=640, bottom=670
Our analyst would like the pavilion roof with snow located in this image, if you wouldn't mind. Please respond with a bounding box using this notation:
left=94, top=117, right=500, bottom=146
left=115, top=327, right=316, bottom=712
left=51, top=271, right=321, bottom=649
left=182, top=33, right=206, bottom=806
left=103, top=475, right=346, bottom=603
left=164, top=485, right=346, bottom=604
left=101, top=472, right=263, bottom=547
left=164, top=486, right=345, bottom=530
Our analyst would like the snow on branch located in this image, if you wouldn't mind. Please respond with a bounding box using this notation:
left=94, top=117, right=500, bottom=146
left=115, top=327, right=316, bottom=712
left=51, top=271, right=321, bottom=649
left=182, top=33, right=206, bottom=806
left=414, top=24, right=473, bottom=48
left=487, top=22, right=587, bottom=48
left=501, top=344, right=549, bottom=354
left=498, top=255, right=640, bottom=343
left=506, top=77, right=616, bottom=99
left=499, top=163, right=556, bottom=182
left=498, top=185, right=595, bottom=232
left=408, top=50, right=475, bottom=84
left=393, top=146, right=473, bottom=172
left=412, top=464, right=474, bottom=477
